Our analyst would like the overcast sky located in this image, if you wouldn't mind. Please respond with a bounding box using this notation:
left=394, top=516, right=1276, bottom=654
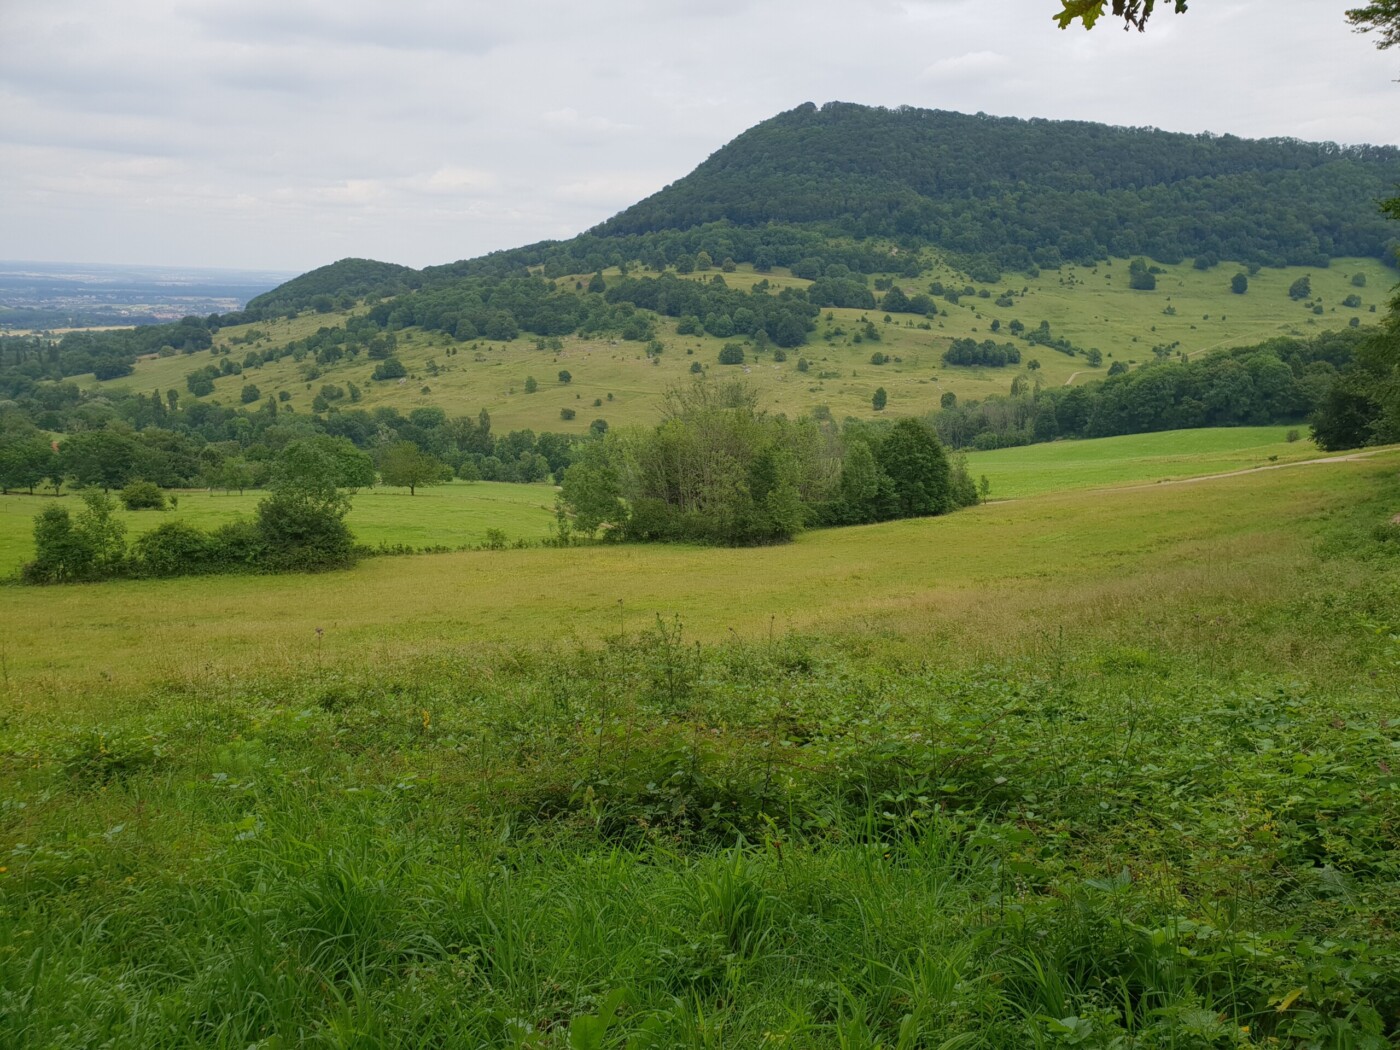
left=2, top=1, right=1396, bottom=274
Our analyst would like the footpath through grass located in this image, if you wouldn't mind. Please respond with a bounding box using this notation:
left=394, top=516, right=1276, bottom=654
left=963, top=426, right=1357, bottom=499
left=1, top=458, right=1398, bottom=1047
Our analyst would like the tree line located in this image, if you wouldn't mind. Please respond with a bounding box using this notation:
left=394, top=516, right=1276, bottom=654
left=929, top=328, right=1376, bottom=450
left=0, top=378, right=584, bottom=497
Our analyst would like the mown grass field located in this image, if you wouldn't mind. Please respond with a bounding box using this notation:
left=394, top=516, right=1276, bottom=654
left=2, top=451, right=1398, bottom=1047
left=0, top=480, right=557, bottom=576
left=962, top=425, right=1351, bottom=499
left=79, top=256, right=1395, bottom=434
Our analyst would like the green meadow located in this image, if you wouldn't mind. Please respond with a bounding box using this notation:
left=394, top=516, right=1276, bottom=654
left=3, top=448, right=1397, bottom=703
left=79, top=256, right=1394, bottom=434
left=0, top=426, right=1358, bottom=577
left=2, top=452, right=1399, bottom=1046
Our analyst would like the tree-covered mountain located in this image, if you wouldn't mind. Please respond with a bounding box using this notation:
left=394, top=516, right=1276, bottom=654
left=213, top=102, right=1400, bottom=319
left=598, top=102, right=1400, bottom=271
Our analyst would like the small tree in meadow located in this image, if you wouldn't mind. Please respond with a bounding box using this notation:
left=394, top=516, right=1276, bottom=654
left=378, top=442, right=448, bottom=496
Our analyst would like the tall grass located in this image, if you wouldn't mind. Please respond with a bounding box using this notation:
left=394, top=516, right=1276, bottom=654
left=3, top=596, right=1398, bottom=1046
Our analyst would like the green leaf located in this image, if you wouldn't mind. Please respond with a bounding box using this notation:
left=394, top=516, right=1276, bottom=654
left=1056, top=1, right=1107, bottom=29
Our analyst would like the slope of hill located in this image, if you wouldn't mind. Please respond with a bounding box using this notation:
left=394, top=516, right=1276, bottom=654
left=76, top=255, right=1391, bottom=435
left=4, top=101, right=1398, bottom=481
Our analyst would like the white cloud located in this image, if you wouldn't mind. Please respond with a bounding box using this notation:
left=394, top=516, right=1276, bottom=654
left=541, top=108, right=637, bottom=135
left=919, top=51, right=1011, bottom=80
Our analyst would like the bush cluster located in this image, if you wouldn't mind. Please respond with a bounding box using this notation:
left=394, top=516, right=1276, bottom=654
left=22, top=468, right=356, bottom=585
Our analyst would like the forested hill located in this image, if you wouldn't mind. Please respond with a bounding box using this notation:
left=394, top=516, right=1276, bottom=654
left=596, top=101, right=1400, bottom=270
left=246, top=258, right=421, bottom=315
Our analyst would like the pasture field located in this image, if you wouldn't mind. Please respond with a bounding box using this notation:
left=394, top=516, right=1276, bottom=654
left=0, top=480, right=557, bottom=575
left=2, top=457, right=1398, bottom=1047
left=77, top=256, right=1395, bottom=434
left=2, top=450, right=1397, bottom=703
left=962, top=426, right=1356, bottom=499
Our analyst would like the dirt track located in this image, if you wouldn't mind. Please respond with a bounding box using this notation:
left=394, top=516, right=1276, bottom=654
left=1119, top=448, right=1397, bottom=491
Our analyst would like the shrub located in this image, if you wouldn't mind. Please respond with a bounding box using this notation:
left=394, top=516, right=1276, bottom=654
left=1129, top=258, right=1156, bottom=290
left=132, top=521, right=216, bottom=577
left=22, top=493, right=127, bottom=584
left=718, top=344, right=745, bottom=365
left=560, top=407, right=577, bottom=420
left=119, top=480, right=166, bottom=511
left=208, top=519, right=265, bottom=570
left=371, top=357, right=407, bottom=380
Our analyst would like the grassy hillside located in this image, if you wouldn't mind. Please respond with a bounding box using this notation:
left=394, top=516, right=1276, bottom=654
left=0, top=426, right=1373, bottom=576
left=78, top=256, right=1393, bottom=434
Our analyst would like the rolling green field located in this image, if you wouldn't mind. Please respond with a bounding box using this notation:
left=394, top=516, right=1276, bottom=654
left=78, top=256, right=1395, bottom=434
left=962, top=426, right=1358, bottom=498
left=3, top=447, right=1399, bottom=1046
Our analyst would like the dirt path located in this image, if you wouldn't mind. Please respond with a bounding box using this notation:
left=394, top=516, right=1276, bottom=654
left=1117, top=448, right=1397, bottom=491
left=1062, top=370, right=1087, bottom=386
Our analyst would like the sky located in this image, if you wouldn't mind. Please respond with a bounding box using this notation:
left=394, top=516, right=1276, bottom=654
left=1, top=0, right=1396, bottom=275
